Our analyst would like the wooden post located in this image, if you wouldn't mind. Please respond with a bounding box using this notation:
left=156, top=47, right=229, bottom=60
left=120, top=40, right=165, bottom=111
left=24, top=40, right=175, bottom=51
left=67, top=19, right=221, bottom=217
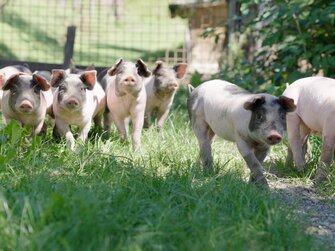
left=63, top=26, right=76, bottom=68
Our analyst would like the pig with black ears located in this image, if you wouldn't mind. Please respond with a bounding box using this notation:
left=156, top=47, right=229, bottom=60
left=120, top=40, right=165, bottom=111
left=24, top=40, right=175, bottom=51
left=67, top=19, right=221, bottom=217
left=0, top=65, right=32, bottom=111
left=51, top=69, right=106, bottom=150
left=144, top=61, right=187, bottom=129
left=1, top=72, right=53, bottom=135
left=103, top=58, right=151, bottom=150
left=188, top=80, right=296, bottom=187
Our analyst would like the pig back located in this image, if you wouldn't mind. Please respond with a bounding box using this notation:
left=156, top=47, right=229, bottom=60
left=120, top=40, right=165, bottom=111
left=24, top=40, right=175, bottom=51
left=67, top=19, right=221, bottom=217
left=283, top=76, right=335, bottom=133
left=191, top=80, right=252, bottom=141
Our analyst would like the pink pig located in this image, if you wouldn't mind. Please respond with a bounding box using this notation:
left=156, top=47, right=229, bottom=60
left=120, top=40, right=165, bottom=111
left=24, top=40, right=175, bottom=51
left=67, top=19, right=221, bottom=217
left=1, top=73, right=53, bottom=135
left=144, top=61, right=187, bottom=129
left=283, top=76, right=335, bottom=183
left=103, top=58, right=151, bottom=150
left=0, top=65, right=32, bottom=111
left=51, top=69, right=106, bottom=150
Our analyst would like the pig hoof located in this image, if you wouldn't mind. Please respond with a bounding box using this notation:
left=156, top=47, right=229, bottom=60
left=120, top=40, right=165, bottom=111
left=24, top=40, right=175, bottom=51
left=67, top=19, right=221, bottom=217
left=296, top=165, right=306, bottom=173
left=249, top=175, right=269, bottom=188
left=314, top=166, right=328, bottom=184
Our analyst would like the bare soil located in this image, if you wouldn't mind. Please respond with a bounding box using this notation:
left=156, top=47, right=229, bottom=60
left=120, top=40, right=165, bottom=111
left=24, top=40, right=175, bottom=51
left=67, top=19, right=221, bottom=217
left=267, top=174, right=335, bottom=250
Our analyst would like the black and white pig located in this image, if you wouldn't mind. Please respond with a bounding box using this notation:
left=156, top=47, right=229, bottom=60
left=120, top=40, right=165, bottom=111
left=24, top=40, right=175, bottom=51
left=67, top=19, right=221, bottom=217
left=1, top=73, right=53, bottom=135
left=187, top=80, right=296, bottom=187
left=103, top=58, right=151, bottom=150
left=51, top=69, right=106, bottom=150
left=144, top=61, right=187, bottom=129
left=0, top=65, right=32, bottom=111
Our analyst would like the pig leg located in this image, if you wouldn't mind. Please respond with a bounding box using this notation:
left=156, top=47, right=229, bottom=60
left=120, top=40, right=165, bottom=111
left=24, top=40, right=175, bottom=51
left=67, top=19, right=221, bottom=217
left=315, top=132, right=335, bottom=183
left=93, top=113, right=103, bottom=131
left=77, top=120, right=92, bottom=143
left=103, top=110, right=112, bottom=137
left=156, top=109, right=170, bottom=130
left=286, top=122, right=310, bottom=167
left=33, top=121, right=47, bottom=136
left=143, top=111, right=151, bottom=129
left=55, top=119, right=75, bottom=150
left=236, top=137, right=268, bottom=187
left=286, top=113, right=306, bottom=172
left=112, top=114, right=128, bottom=142
left=254, top=144, right=269, bottom=164
left=131, top=113, right=144, bottom=151
left=193, top=118, right=215, bottom=171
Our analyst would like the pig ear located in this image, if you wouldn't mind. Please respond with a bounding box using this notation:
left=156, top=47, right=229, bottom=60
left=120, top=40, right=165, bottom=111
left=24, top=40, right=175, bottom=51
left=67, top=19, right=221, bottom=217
left=136, top=59, right=151, bottom=77
left=278, top=95, right=296, bottom=112
left=173, top=63, right=187, bottom=79
left=0, top=73, right=5, bottom=89
left=243, top=96, right=266, bottom=110
left=152, top=61, right=163, bottom=75
left=2, top=74, right=20, bottom=91
left=86, top=64, right=95, bottom=71
left=107, top=58, right=123, bottom=76
left=32, top=74, right=50, bottom=91
left=51, top=69, right=66, bottom=87
left=80, top=70, right=97, bottom=90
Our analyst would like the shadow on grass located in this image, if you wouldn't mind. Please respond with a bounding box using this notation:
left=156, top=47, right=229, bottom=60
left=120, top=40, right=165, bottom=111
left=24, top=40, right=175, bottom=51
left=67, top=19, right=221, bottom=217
left=0, top=42, right=17, bottom=59
left=1, top=11, right=62, bottom=50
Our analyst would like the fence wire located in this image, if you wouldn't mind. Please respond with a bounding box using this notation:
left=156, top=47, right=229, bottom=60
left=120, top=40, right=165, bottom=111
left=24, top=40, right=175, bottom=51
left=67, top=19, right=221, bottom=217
left=0, top=0, right=188, bottom=66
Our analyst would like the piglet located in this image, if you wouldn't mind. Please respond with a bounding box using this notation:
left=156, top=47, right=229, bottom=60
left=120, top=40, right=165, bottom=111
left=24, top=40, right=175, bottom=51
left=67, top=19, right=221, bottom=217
left=283, top=76, right=335, bottom=183
left=51, top=69, right=106, bottom=150
left=187, top=80, right=296, bottom=187
left=0, top=65, right=32, bottom=111
left=1, top=73, right=53, bottom=135
left=104, top=58, right=151, bottom=150
left=144, top=61, right=187, bottom=129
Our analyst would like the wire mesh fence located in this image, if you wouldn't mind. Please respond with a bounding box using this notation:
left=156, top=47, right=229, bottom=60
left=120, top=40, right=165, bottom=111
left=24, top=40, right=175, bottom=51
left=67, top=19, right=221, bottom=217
left=0, top=0, right=188, bottom=67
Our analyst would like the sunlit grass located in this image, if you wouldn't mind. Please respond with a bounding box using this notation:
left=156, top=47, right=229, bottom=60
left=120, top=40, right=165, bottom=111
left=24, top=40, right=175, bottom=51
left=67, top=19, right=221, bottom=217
left=0, top=91, right=329, bottom=250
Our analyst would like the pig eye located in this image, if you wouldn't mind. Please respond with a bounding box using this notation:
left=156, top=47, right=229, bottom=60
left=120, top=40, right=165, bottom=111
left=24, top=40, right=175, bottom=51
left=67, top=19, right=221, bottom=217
left=280, top=113, right=286, bottom=120
left=256, top=113, right=263, bottom=121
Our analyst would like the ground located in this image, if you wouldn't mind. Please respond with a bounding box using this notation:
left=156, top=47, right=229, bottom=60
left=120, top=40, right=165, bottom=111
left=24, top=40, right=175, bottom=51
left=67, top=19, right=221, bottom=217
left=268, top=175, right=335, bottom=249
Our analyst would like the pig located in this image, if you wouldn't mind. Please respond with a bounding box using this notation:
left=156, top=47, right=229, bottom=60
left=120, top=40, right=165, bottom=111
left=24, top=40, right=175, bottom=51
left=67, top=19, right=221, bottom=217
left=33, top=70, right=52, bottom=82
left=187, top=80, right=296, bottom=187
left=0, top=65, right=32, bottom=111
left=51, top=69, right=106, bottom=150
left=144, top=61, right=187, bottom=129
left=103, top=58, right=151, bottom=150
left=283, top=76, right=335, bottom=183
left=1, top=73, right=53, bottom=135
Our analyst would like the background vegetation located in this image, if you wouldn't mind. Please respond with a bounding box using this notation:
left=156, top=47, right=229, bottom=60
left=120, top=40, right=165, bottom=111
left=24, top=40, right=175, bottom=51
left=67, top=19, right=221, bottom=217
left=209, top=0, right=335, bottom=94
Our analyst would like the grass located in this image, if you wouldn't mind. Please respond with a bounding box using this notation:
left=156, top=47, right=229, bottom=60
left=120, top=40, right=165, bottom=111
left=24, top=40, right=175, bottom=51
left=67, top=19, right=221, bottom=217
left=0, top=89, right=331, bottom=250
left=0, top=0, right=187, bottom=66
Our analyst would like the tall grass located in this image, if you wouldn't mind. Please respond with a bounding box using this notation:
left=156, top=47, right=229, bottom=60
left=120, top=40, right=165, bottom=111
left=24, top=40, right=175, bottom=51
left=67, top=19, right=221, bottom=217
left=0, top=91, right=326, bottom=250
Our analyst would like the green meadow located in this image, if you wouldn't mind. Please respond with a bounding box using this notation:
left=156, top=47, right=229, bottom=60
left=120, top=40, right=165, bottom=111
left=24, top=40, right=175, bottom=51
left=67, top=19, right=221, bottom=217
left=0, top=89, right=333, bottom=250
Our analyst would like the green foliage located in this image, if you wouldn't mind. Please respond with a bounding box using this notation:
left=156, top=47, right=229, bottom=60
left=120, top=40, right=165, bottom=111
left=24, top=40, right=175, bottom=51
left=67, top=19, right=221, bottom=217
left=216, top=0, right=335, bottom=93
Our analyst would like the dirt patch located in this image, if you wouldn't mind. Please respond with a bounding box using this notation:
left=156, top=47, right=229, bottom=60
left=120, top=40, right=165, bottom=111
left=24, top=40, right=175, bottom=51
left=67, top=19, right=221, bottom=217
left=267, top=174, right=335, bottom=249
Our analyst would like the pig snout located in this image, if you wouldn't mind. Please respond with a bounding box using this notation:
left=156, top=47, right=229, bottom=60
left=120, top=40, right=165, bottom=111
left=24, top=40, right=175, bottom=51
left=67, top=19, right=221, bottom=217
left=65, top=98, right=80, bottom=109
left=266, top=131, right=282, bottom=145
left=168, top=82, right=178, bottom=91
left=123, top=76, right=136, bottom=86
left=18, top=100, right=34, bottom=113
